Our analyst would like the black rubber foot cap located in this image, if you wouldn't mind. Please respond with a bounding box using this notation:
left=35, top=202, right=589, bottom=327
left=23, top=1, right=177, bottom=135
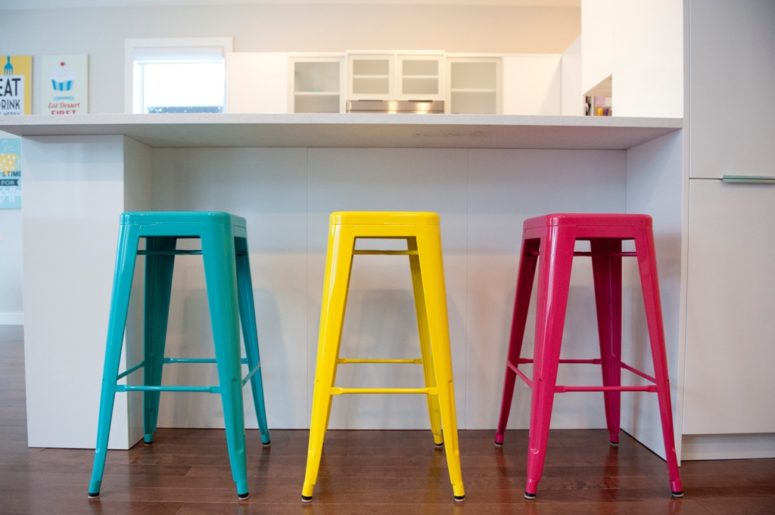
left=301, top=495, right=313, bottom=503
left=434, top=442, right=444, bottom=448
left=237, top=493, right=250, bottom=500
left=523, top=491, right=537, bottom=500
left=672, top=491, right=684, bottom=498
left=262, top=441, right=272, bottom=447
left=87, top=492, right=99, bottom=499
left=454, top=495, right=466, bottom=503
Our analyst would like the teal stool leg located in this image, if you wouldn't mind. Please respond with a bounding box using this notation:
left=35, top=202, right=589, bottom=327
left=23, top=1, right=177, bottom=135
left=202, top=225, right=250, bottom=499
left=235, top=236, right=271, bottom=446
left=142, top=236, right=177, bottom=444
left=88, top=225, right=140, bottom=498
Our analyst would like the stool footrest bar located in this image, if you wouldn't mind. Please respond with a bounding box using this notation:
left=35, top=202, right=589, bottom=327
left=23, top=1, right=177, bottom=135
left=163, top=357, right=217, bottom=364
left=117, top=357, right=250, bottom=380
left=137, top=250, right=202, bottom=256
left=116, top=384, right=221, bottom=393
left=555, top=385, right=658, bottom=393
left=352, top=250, right=419, bottom=256
left=337, top=358, right=423, bottom=364
left=330, top=387, right=434, bottom=395
left=526, top=251, right=637, bottom=257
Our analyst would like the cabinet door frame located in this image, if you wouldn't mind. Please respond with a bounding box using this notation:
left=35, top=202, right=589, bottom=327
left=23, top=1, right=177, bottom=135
left=346, top=52, right=395, bottom=101
left=288, top=53, right=346, bottom=113
left=445, top=55, right=502, bottom=114
left=396, top=52, right=445, bottom=101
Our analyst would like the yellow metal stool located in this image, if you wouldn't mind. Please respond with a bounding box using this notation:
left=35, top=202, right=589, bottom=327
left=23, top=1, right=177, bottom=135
left=301, top=211, right=465, bottom=502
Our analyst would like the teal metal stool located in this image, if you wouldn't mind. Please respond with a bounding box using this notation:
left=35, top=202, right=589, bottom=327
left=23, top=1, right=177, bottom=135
left=88, top=211, right=270, bottom=500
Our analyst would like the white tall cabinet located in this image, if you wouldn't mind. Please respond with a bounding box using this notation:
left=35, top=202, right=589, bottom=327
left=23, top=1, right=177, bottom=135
left=681, top=0, right=775, bottom=459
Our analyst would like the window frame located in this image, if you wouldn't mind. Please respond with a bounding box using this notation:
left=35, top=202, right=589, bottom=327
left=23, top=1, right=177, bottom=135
left=124, top=37, right=233, bottom=114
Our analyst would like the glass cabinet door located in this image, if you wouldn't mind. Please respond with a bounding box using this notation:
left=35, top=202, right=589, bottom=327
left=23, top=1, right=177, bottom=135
left=348, top=55, right=392, bottom=99
left=398, top=55, right=443, bottom=99
left=291, top=56, right=344, bottom=113
left=447, top=58, right=501, bottom=114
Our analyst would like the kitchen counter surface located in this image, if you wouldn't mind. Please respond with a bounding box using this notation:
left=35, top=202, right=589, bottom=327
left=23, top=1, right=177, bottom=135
left=0, top=113, right=681, bottom=149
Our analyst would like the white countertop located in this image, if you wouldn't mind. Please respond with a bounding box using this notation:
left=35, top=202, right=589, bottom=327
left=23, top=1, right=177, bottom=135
left=0, top=113, right=682, bottom=150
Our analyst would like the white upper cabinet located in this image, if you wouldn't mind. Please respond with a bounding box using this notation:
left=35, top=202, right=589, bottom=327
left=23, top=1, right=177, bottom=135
left=348, top=53, right=393, bottom=100
left=290, top=55, right=345, bottom=113
left=446, top=57, right=501, bottom=114
left=396, top=54, right=444, bottom=100
left=348, top=51, right=444, bottom=100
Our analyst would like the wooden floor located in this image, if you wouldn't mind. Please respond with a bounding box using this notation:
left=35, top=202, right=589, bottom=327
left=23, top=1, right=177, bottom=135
left=1, top=326, right=774, bottom=514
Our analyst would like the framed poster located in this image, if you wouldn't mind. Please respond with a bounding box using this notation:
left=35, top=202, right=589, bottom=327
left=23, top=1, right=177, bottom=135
left=1, top=55, right=32, bottom=115
left=37, top=55, right=88, bottom=115
left=0, top=138, right=21, bottom=209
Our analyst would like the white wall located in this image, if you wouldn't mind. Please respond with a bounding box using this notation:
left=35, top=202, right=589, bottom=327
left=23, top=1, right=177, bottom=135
left=561, top=37, right=583, bottom=115
left=502, top=55, right=563, bottom=115
left=581, top=0, right=683, bottom=117
left=581, top=0, right=614, bottom=94
left=0, top=4, right=580, bottom=114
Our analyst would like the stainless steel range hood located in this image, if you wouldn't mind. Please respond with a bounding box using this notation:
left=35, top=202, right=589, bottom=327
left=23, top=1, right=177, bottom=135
left=347, top=99, right=444, bottom=114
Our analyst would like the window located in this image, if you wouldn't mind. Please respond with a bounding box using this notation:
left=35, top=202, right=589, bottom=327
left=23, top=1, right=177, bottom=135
left=125, top=38, right=232, bottom=114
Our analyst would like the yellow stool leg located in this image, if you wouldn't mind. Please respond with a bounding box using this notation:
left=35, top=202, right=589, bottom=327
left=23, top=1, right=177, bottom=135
left=409, top=237, right=443, bottom=446
left=301, top=224, right=356, bottom=501
left=416, top=225, right=466, bottom=501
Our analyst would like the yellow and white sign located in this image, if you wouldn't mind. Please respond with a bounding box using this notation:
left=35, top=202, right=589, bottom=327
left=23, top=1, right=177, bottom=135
left=1, top=55, right=32, bottom=116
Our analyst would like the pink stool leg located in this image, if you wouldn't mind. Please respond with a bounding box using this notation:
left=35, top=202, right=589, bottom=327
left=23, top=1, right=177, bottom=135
left=495, top=238, right=539, bottom=446
left=524, top=226, right=576, bottom=499
left=591, top=238, right=623, bottom=445
left=634, top=229, right=684, bottom=497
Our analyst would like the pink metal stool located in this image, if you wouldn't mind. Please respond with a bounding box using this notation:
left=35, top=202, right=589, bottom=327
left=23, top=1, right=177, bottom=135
left=494, top=213, right=683, bottom=499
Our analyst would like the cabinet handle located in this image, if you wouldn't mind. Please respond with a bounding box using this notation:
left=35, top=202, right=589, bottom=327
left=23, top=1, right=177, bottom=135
left=721, top=175, right=775, bottom=184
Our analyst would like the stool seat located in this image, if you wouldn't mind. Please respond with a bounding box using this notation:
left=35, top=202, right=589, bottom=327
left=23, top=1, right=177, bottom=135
left=524, top=212, right=651, bottom=228
left=88, top=210, right=270, bottom=500
left=495, top=212, right=683, bottom=499
left=120, top=210, right=247, bottom=230
left=330, top=211, right=440, bottom=226
left=301, top=211, right=465, bottom=502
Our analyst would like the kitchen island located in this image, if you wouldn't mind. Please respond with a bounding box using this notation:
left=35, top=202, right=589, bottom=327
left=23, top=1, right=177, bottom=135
left=1, top=113, right=684, bottom=461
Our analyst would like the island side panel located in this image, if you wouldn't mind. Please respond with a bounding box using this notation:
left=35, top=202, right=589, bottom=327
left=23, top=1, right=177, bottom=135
left=22, top=135, right=132, bottom=449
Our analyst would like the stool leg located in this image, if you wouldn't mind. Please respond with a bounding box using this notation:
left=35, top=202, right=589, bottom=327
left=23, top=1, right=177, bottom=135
left=634, top=231, right=683, bottom=497
left=235, top=236, right=271, bottom=446
left=302, top=226, right=356, bottom=501
left=495, top=237, right=539, bottom=446
left=416, top=225, right=465, bottom=501
left=524, top=228, right=575, bottom=499
left=88, top=226, right=140, bottom=498
left=142, top=236, right=177, bottom=445
left=201, top=225, right=250, bottom=499
left=409, top=237, right=443, bottom=447
left=591, top=238, right=623, bottom=446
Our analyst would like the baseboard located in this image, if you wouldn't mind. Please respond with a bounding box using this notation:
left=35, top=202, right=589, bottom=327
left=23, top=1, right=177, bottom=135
left=0, top=312, right=23, bottom=325
left=682, top=433, right=775, bottom=460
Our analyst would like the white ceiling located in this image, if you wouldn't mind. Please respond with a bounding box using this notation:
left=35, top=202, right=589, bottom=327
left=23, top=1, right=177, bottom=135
left=0, top=0, right=579, bottom=10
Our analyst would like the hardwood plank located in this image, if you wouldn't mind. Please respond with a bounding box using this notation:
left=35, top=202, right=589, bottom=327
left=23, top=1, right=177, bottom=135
left=1, top=327, right=774, bottom=514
